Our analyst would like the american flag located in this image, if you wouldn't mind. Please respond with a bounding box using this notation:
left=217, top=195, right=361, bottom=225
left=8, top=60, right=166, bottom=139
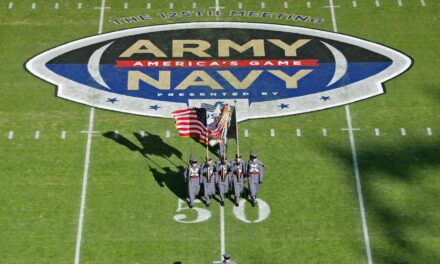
left=171, top=108, right=208, bottom=143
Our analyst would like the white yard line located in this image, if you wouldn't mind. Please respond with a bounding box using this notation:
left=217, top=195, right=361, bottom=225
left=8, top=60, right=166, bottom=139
left=270, top=128, right=275, bottom=137
left=328, top=1, right=373, bottom=264
left=296, top=128, right=301, bottom=137
left=219, top=205, right=225, bottom=259
left=74, top=1, right=106, bottom=263
left=215, top=0, right=220, bottom=12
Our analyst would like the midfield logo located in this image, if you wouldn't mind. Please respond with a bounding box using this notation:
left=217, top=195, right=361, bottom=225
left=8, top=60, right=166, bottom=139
left=26, top=22, right=411, bottom=121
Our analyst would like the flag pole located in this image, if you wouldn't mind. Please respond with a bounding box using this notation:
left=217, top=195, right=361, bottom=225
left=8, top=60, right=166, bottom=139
left=234, top=100, right=240, bottom=158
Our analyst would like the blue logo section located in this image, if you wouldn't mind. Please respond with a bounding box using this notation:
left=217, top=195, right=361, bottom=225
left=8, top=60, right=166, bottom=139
left=46, top=62, right=391, bottom=104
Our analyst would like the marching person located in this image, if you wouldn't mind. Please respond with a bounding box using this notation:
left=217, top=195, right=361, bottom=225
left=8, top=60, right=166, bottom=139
left=216, top=159, right=230, bottom=206
left=231, top=154, right=246, bottom=207
left=201, top=157, right=216, bottom=207
left=246, top=152, right=264, bottom=207
left=221, top=253, right=236, bottom=264
left=183, top=157, right=202, bottom=208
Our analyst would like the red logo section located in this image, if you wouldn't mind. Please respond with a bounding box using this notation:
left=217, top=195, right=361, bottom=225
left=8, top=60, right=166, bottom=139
left=115, top=59, right=319, bottom=68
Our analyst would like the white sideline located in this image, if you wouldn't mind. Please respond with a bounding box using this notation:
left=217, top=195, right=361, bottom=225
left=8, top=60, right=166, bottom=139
left=329, top=1, right=373, bottom=264
left=74, top=1, right=106, bottom=263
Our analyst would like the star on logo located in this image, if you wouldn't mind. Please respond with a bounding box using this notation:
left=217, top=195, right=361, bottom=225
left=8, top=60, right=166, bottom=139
left=320, top=96, right=331, bottom=101
left=149, top=105, right=161, bottom=111
left=106, top=98, right=118, bottom=104
left=278, top=103, right=289, bottom=109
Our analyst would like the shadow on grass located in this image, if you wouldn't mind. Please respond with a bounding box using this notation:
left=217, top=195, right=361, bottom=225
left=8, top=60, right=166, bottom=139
left=103, top=131, right=187, bottom=200
left=324, top=139, right=440, bottom=263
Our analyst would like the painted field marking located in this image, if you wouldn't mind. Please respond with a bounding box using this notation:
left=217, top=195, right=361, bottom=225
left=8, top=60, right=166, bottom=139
left=192, top=2, right=196, bottom=8
left=270, top=128, right=275, bottom=137
left=166, top=130, right=170, bottom=138
left=341, top=128, right=360, bottom=131
left=244, top=129, right=249, bottom=137
left=35, top=130, right=40, bottom=139
left=307, top=1, right=311, bottom=8
left=219, top=205, right=225, bottom=260
left=74, top=1, right=106, bottom=264
left=124, top=2, right=128, bottom=9
left=238, top=2, right=242, bottom=9
left=147, top=3, right=151, bottom=9
left=296, top=128, right=301, bottom=137
left=32, top=3, right=36, bottom=9
left=329, top=1, right=373, bottom=264
left=420, top=0, right=426, bottom=7
left=78, top=3, right=82, bottom=9
left=322, top=128, right=327, bottom=136
left=8, top=2, right=13, bottom=9
left=401, top=128, right=406, bottom=136
left=169, top=3, right=174, bottom=9
left=8, top=131, right=14, bottom=140
left=284, top=2, right=288, bottom=8
left=353, top=1, right=357, bottom=7
left=375, top=0, right=380, bottom=7
left=114, top=130, right=119, bottom=139
left=374, top=128, right=380, bottom=136
left=209, top=0, right=224, bottom=11
left=398, top=0, right=403, bottom=7
left=232, top=198, right=271, bottom=223
left=55, top=3, right=59, bottom=9
left=81, top=130, right=100, bottom=134
left=140, top=130, right=145, bottom=138
left=427, top=127, right=432, bottom=136
left=261, top=2, right=266, bottom=8
left=61, top=131, right=66, bottom=139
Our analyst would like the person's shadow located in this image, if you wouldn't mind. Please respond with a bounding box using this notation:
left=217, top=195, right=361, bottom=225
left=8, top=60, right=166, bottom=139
left=103, top=131, right=187, bottom=199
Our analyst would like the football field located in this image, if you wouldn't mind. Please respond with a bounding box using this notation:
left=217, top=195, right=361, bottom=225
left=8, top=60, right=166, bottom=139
left=1, top=0, right=439, bottom=263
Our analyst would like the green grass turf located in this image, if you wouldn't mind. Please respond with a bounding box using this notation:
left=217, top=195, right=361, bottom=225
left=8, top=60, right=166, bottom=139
left=0, top=0, right=439, bottom=263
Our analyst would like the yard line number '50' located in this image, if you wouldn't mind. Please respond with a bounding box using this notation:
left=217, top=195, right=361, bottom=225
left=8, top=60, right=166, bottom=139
left=173, top=198, right=271, bottom=224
